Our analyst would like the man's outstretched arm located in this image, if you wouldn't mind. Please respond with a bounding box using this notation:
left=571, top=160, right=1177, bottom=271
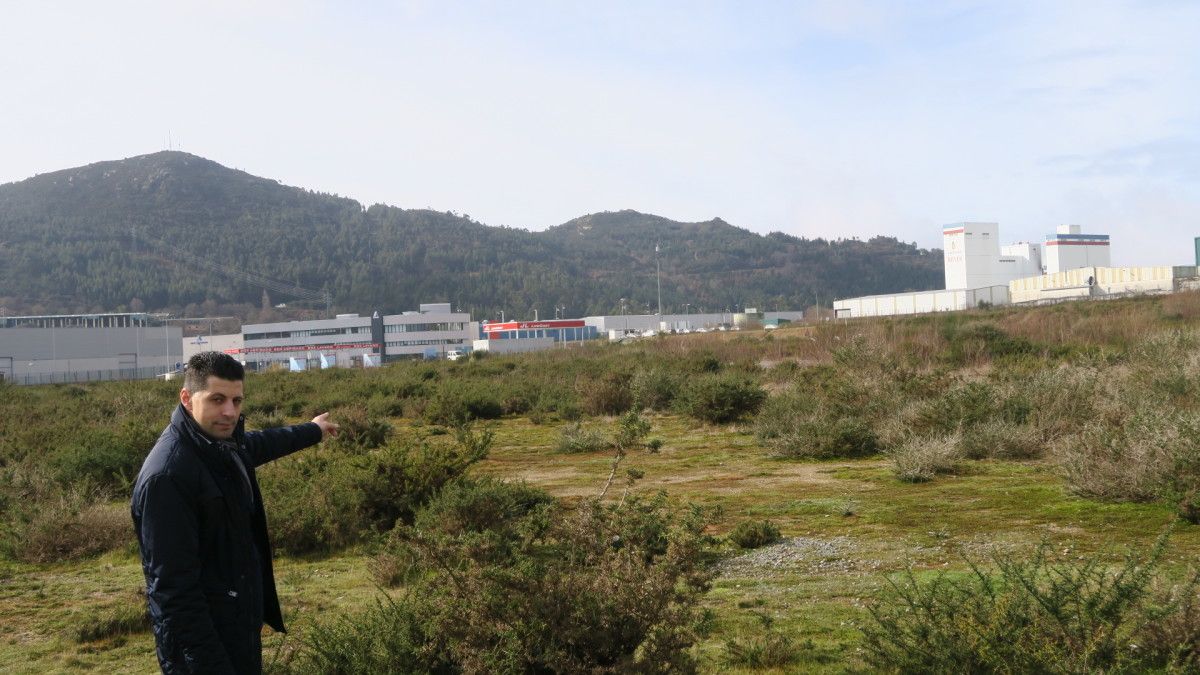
left=242, top=413, right=339, bottom=467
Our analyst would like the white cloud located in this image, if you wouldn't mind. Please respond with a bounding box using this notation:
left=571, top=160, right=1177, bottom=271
left=1, top=1, right=1197, bottom=266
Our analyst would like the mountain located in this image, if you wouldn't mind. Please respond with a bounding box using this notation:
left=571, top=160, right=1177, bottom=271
left=0, top=151, right=943, bottom=319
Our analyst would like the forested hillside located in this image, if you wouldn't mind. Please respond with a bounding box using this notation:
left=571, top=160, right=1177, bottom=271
left=0, top=152, right=943, bottom=319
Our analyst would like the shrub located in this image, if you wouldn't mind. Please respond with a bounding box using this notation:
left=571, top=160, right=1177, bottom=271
left=757, top=391, right=881, bottom=459
left=581, top=372, right=634, bottom=416
left=557, top=400, right=583, bottom=422
left=613, top=410, right=651, bottom=450
left=367, top=546, right=421, bottom=588
left=630, top=368, right=680, bottom=411
left=246, top=408, right=285, bottom=430
left=686, top=351, right=723, bottom=374
left=364, top=393, right=406, bottom=419
left=47, top=420, right=159, bottom=489
left=413, top=477, right=552, bottom=537
left=942, top=322, right=1039, bottom=366
left=1060, top=407, right=1200, bottom=514
left=723, top=614, right=799, bottom=669
left=260, top=426, right=491, bottom=554
left=423, top=383, right=504, bottom=425
left=501, top=390, right=534, bottom=416
left=959, top=420, right=1042, bottom=460
left=723, top=632, right=799, bottom=669
left=675, top=373, right=766, bottom=424
left=555, top=422, right=610, bottom=454
left=328, top=406, right=392, bottom=451
left=890, top=434, right=963, bottom=483
left=728, top=520, right=781, bottom=549
left=910, top=381, right=1011, bottom=437
left=862, top=532, right=1200, bottom=673
left=11, top=489, right=132, bottom=563
left=293, top=495, right=714, bottom=674
left=764, top=415, right=880, bottom=460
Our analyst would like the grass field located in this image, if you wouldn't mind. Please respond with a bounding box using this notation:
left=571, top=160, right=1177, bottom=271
left=3, top=408, right=1194, bottom=673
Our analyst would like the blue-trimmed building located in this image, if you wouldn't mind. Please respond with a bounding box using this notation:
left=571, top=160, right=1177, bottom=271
left=1045, top=224, right=1110, bottom=273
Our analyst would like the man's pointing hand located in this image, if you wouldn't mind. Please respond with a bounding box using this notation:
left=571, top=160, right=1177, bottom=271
left=312, top=412, right=339, bottom=441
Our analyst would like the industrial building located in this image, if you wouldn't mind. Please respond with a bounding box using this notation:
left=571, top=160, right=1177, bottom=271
left=0, top=313, right=183, bottom=385
left=238, top=303, right=476, bottom=371
left=182, top=333, right=244, bottom=362
left=481, top=319, right=599, bottom=342
left=834, top=286, right=1009, bottom=319
left=943, top=222, right=1034, bottom=290
left=585, top=310, right=805, bottom=339
left=836, top=222, right=1117, bottom=319
left=1009, top=266, right=1199, bottom=304
left=1044, top=225, right=1110, bottom=275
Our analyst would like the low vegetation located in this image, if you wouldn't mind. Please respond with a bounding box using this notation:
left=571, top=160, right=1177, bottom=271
left=283, top=487, right=714, bottom=674
left=728, top=520, right=782, bottom=549
left=863, top=530, right=1200, bottom=673
left=5, top=292, right=1200, bottom=672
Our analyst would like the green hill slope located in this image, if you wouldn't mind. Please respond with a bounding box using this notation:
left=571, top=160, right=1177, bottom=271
left=0, top=151, right=943, bottom=318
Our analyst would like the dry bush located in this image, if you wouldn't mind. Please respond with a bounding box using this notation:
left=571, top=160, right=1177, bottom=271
left=580, top=372, right=634, bottom=416
left=1023, top=366, right=1107, bottom=441
left=960, top=420, right=1043, bottom=460
left=890, top=434, right=963, bottom=483
left=998, top=297, right=1161, bottom=348
left=1161, top=290, right=1200, bottom=322
left=555, top=422, right=610, bottom=454
left=1059, top=408, right=1200, bottom=504
left=20, top=496, right=131, bottom=564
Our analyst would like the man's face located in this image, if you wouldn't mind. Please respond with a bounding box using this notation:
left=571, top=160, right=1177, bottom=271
left=181, top=376, right=244, bottom=440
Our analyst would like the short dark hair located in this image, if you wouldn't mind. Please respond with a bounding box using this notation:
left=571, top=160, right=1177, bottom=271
left=184, top=352, right=244, bottom=392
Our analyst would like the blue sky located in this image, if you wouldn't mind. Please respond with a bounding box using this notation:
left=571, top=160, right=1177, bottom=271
left=2, top=1, right=1197, bottom=265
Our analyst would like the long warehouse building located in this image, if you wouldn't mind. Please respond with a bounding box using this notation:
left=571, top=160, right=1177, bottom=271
left=0, top=312, right=182, bottom=385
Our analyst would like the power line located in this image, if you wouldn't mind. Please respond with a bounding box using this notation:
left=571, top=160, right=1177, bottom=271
left=133, top=228, right=332, bottom=313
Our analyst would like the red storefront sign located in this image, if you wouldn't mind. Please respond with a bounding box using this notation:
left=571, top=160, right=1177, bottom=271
left=482, top=320, right=585, bottom=333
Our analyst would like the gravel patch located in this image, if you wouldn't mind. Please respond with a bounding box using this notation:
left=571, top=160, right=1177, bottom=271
left=716, top=536, right=879, bottom=578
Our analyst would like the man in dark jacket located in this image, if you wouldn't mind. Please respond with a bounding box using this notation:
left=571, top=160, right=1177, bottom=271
left=131, top=351, right=338, bottom=674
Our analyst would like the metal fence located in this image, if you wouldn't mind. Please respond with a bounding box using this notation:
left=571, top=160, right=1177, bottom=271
left=3, top=366, right=171, bottom=386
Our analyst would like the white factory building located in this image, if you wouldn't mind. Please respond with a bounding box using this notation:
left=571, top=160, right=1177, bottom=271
left=585, top=310, right=805, bottom=338
left=238, top=303, right=477, bottom=371
left=835, top=222, right=1119, bottom=319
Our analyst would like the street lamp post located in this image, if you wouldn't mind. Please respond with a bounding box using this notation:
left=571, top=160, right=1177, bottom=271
left=655, top=244, right=662, bottom=320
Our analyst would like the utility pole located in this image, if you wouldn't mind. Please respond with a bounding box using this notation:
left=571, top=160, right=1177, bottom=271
left=655, top=243, right=662, bottom=319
